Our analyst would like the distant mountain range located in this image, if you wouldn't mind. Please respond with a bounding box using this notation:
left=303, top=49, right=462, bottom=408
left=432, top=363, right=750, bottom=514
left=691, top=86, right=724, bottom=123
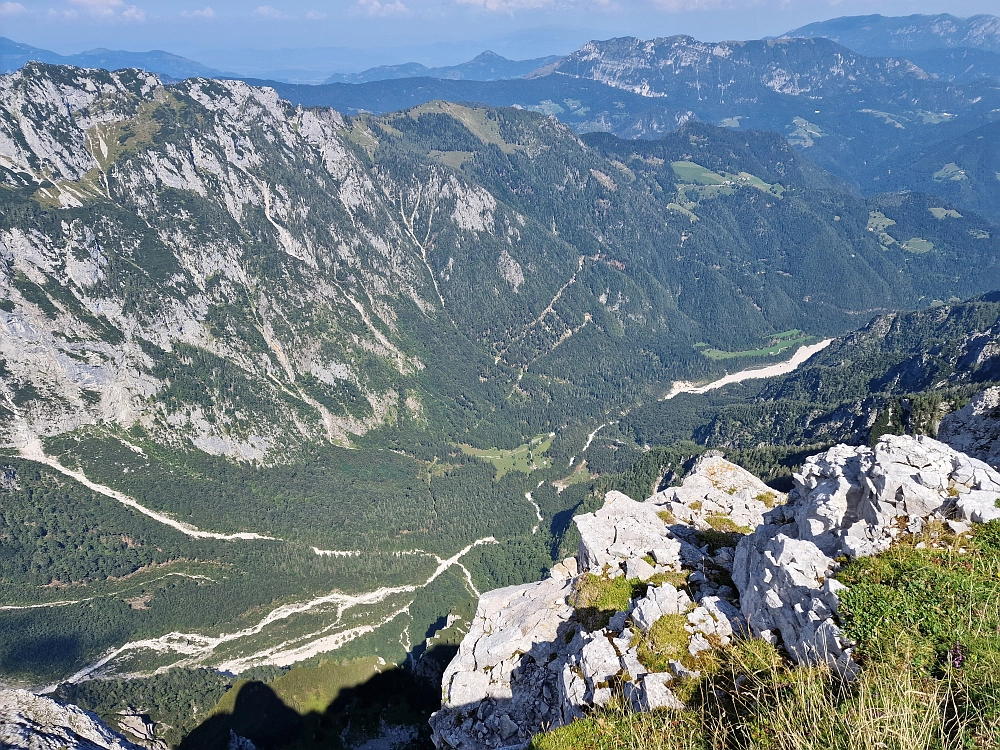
left=323, top=50, right=559, bottom=84
left=0, top=38, right=559, bottom=86
left=0, top=37, right=228, bottom=81
left=6, top=13, right=1000, bottom=88
left=784, top=14, right=1000, bottom=83
left=5, top=23, right=1000, bottom=216
left=250, top=34, right=1000, bottom=196
left=786, top=13, right=1000, bottom=55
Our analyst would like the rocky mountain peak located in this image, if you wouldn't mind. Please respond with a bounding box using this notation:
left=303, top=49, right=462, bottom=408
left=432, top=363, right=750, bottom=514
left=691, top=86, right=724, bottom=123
left=544, top=34, right=930, bottom=101
left=431, top=432, right=1000, bottom=749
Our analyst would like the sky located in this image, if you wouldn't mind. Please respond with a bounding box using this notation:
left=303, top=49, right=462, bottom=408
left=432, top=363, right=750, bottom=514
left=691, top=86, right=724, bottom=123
left=1, top=0, right=999, bottom=76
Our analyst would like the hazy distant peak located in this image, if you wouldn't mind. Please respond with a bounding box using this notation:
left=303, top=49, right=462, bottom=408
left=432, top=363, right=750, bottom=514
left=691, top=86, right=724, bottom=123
left=323, top=51, right=559, bottom=84
left=0, top=36, right=227, bottom=80
left=469, top=51, right=507, bottom=61
left=785, top=12, right=1000, bottom=56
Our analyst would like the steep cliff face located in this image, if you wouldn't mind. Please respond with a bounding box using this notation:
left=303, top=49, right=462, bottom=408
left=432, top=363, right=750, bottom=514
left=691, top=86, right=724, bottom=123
left=938, top=385, right=1000, bottom=467
left=0, top=64, right=446, bottom=457
left=548, top=36, right=934, bottom=102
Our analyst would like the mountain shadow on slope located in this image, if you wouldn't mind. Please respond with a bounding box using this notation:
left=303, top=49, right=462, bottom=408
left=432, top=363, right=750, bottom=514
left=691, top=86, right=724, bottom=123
left=178, top=667, right=438, bottom=750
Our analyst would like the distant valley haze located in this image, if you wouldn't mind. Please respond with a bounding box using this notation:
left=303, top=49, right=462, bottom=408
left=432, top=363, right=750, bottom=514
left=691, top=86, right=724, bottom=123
left=2, top=0, right=1000, bottom=82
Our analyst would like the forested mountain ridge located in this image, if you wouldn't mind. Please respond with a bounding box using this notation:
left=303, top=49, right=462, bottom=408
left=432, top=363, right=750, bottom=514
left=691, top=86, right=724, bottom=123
left=622, top=295, right=1000, bottom=470
left=872, top=120, right=1000, bottom=223
left=261, top=34, right=1000, bottom=191
left=4, top=63, right=1000, bottom=461
left=783, top=14, right=1000, bottom=86
left=896, top=47, right=1000, bottom=83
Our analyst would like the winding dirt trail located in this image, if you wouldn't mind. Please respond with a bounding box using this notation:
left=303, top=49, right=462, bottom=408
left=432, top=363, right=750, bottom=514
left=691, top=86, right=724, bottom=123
left=53, top=537, right=498, bottom=685
left=524, top=492, right=542, bottom=534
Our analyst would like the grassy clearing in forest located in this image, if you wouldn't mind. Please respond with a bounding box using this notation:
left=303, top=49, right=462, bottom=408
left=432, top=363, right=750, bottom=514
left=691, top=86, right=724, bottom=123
left=457, top=433, right=555, bottom=480
left=553, top=460, right=595, bottom=493
left=697, top=330, right=810, bottom=361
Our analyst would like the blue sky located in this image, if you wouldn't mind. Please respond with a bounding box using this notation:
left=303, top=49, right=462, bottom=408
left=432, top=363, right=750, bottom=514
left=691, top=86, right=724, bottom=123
left=2, top=0, right=998, bottom=73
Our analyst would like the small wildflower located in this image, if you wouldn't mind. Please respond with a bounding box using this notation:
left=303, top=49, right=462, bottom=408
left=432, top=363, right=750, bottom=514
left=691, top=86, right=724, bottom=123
left=947, top=641, right=965, bottom=669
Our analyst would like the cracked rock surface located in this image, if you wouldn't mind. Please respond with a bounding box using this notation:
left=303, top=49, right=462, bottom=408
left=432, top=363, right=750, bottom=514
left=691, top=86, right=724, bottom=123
left=431, top=455, right=778, bottom=749
left=432, top=434, right=1000, bottom=749
left=735, top=434, right=1000, bottom=674
left=0, top=689, right=141, bottom=750
left=938, top=386, right=1000, bottom=470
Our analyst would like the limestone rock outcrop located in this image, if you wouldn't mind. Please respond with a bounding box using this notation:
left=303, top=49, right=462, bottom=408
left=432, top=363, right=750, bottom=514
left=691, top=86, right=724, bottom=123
left=432, top=576, right=577, bottom=749
left=734, top=434, right=1000, bottom=674
left=431, top=433, right=1000, bottom=749
left=938, top=386, right=1000, bottom=470
left=0, top=689, right=141, bottom=750
left=575, top=491, right=683, bottom=578
left=431, top=456, right=777, bottom=749
left=432, top=431, right=1000, bottom=749
left=650, top=453, right=780, bottom=532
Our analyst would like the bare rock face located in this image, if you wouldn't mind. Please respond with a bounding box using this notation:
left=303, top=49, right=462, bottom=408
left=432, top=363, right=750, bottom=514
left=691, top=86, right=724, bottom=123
left=430, top=577, right=576, bottom=750
left=574, top=491, right=683, bottom=578
left=0, top=689, right=142, bottom=750
left=937, top=386, right=1000, bottom=469
left=734, top=434, right=1000, bottom=675
left=431, top=456, right=771, bottom=749
left=650, top=453, right=780, bottom=532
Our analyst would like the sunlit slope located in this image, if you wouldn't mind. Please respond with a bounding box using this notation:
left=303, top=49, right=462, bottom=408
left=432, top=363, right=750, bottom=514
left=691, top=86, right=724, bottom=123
left=4, top=65, right=1000, bottom=686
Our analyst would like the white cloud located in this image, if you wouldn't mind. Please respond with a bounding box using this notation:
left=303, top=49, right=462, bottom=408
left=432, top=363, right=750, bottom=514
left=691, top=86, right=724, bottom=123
left=305, top=9, right=327, bottom=19
left=253, top=4, right=287, bottom=18
left=63, top=0, right=145, bottom=20
left=456, top=0, right=543, bottom=8
left=649, top=0, right=728, bottom=8
left=649, top=0, right=787, bottom=8
left=454, top=0, right=610, bottom=10
left=355, top=0, right=409, bottom=15
left=182, top=5, right=215, bottom=18
left=47, top=8, right=80, bottom=18
left=68, top=0, right=121, bottom=16
left=0, top=2, right=27, bottom=16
